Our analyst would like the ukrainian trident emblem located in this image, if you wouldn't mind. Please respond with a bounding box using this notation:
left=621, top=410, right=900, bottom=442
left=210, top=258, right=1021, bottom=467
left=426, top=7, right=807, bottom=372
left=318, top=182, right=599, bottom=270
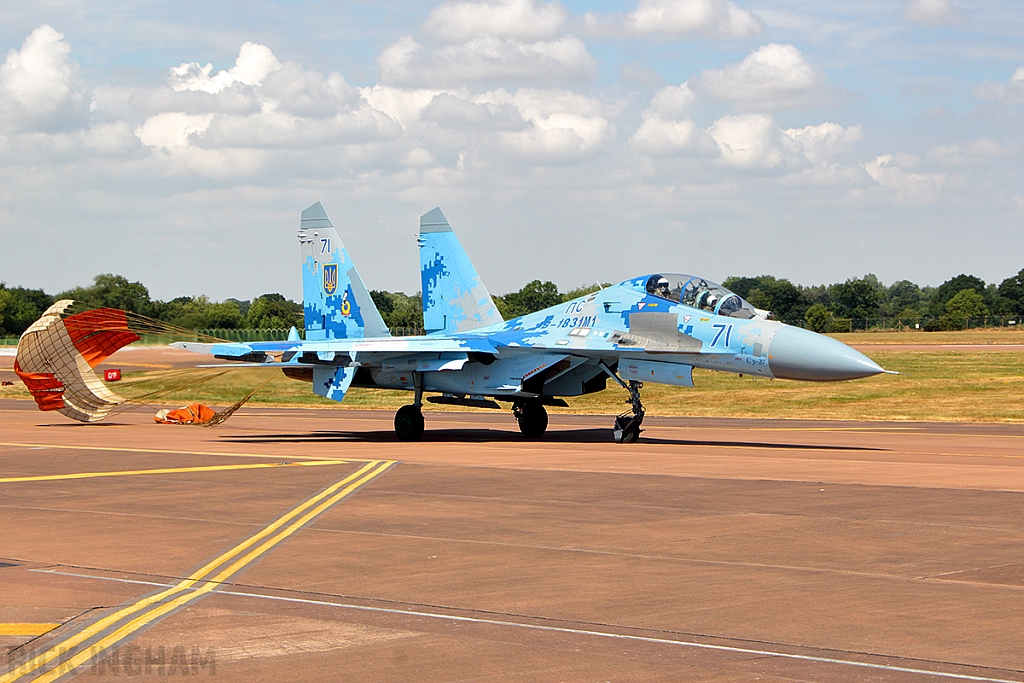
left=323, top=263, right=338, bottom=295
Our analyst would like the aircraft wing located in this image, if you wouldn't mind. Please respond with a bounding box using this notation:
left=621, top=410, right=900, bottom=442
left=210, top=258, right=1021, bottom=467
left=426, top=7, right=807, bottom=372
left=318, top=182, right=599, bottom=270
left=172, top=336, right=498, bottom=363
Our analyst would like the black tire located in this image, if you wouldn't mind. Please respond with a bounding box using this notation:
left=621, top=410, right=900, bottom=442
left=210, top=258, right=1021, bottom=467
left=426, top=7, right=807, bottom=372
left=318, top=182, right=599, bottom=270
left=513, top=401, right=548, bottom=438
left=394, top=405, right=424, bottom=441
left=621, top=423, right=640, bottom=443
left=613, top=415, right=642, bottom=444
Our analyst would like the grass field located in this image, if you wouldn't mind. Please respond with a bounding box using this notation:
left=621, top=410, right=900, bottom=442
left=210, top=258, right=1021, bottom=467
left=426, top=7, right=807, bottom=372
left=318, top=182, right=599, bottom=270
left=831, top=328, right=1024, bottom=345
left=2, top=330, right=1022, bottom=423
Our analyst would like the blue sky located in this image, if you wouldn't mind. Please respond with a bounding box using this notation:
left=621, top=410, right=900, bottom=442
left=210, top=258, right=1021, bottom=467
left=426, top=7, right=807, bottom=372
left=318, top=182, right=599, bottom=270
left=0, top=0, right=1021, bottom=302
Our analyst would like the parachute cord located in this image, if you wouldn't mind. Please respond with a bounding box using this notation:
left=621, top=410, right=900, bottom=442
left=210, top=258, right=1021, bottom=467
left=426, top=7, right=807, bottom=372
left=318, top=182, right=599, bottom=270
left=202, top=375, right=276, bottom=427
left=107, top=369, right=235, bottom=413
left=107, top=368, right=276, bottom=426
left=63, top=301, right=230, bottom=343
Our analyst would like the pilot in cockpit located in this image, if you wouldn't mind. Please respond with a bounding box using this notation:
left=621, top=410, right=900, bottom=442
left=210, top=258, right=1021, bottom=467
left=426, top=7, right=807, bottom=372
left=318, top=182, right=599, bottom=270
left=646, top=275, right=671, bottom=298
left=693, top=286, right=719, bottom=312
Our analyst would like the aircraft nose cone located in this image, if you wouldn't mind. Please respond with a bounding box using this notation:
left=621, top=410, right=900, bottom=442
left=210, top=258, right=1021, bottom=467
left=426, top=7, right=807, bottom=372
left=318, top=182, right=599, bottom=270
left=768, top=326, right=885, bottom=381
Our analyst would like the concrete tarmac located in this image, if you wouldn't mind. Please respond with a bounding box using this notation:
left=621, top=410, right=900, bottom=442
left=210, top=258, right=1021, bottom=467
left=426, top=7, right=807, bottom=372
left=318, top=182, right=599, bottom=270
left=1, top=398, right=1024, bottom=682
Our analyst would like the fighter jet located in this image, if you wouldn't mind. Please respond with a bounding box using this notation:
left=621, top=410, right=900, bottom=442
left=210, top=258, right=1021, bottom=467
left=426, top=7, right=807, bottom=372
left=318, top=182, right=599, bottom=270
left=175, top=202, right=888, bottom=443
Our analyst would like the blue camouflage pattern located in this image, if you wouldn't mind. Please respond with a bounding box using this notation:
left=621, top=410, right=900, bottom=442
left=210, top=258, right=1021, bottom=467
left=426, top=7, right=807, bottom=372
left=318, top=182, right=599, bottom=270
left=419, top=207, right=503, bottom=335
left=174, top=203, right=886, bottom=405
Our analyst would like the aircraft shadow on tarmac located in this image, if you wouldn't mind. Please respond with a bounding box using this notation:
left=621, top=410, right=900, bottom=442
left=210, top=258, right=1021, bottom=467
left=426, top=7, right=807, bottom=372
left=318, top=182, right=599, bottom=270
left=221, top=429, right=885, bottom=451
left=38, top=422, right=133, bottom=427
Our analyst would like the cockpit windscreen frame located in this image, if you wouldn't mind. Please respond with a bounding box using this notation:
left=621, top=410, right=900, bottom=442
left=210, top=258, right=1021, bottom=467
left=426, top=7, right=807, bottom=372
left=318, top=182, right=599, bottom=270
left=644, top=274, right=758, bottom=320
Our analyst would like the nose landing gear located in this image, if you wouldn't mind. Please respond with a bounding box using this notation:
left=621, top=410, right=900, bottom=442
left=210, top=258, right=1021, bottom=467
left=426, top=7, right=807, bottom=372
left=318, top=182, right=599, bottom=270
left=613, top=380, right=645, bottom=444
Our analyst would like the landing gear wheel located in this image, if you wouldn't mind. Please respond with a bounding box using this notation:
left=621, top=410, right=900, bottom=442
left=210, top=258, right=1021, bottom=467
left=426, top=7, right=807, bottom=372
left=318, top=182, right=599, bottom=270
left=613, top=380, right=645, bottom=444
left=513, top=400, right=548, bottom=438
left=613, top=415, right=642, bottom=443
left=394, top=404, right=424, bottom=441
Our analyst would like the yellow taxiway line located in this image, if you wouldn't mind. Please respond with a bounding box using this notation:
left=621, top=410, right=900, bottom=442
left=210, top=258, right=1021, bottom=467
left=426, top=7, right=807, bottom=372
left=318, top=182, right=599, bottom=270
left=1, top=458, right=396, bottom=683
left=0, top=625, right=59, bottom=637
left=0, top=460, right=349, bottom=484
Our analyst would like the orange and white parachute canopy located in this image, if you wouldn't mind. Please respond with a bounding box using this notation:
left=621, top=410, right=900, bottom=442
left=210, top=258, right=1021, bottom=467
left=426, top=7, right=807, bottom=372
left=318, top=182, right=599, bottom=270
left=14, top=300, right=140, bottom=422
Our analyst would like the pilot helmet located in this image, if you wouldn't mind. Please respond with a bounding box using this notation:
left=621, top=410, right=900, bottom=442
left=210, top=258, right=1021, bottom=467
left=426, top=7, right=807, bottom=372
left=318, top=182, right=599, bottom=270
left=656, top=277, right=670, bottom=294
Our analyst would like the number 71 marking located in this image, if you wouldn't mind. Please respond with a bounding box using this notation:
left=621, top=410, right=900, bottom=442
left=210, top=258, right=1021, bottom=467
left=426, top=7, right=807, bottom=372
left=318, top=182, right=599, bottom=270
left=711, top=323, right=732, bottom=347
left=320, top=238, right=331, bottom=254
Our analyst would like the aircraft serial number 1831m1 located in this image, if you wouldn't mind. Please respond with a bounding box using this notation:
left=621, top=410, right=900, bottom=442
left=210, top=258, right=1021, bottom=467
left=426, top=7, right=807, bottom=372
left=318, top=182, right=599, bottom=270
left=177, top=202, right=889, bottom=443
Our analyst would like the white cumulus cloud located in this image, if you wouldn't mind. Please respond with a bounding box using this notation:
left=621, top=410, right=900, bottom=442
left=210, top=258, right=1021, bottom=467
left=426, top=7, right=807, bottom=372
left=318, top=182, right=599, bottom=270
left=702, top=114, right=860, bottom=169
left=421, top=93, right=528, bottom=130
left=424, top=0, right=568, bottom=41
left=476, top=88, right=612, bottom=158
left=782, top=122, right=862, bottom=166
left=903, top=0, right=966, bottom=25
left=360, top=85, right=611, bottom=163
left=0, top=25, right=88, bottom=134
left=707, top=114, right=787, bottom=168
left=378, top=34, right=594, bottom=87
left=169, top=42, right=283, bottom=94
left=133, top=42, right=402, bottom=174
left=631, top=117, right=704, bottom=156
left=697, top=43, right=830, bottom=110
left=976, top=66, right=1024, bottom=104
left=629, top=84, right=859, bottom=165
left=629, top=83, right=715, bottom=156
left=929, top=138, right=1012, bottom=166
left=863, top=153, right=946, bottom=204
left=135, top=112, right=215, bottom=151
left=621, top=0, right=763, bottom=37
left=644, top=83, right=696, bottom=118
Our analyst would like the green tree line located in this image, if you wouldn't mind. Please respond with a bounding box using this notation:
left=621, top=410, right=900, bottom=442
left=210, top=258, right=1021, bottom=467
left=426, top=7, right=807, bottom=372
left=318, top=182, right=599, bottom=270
left=3, top=270, right=1024, bottom=338
left=0, top=274, right=304, bottom=337
left=722, top=271, right=1024, bottom=332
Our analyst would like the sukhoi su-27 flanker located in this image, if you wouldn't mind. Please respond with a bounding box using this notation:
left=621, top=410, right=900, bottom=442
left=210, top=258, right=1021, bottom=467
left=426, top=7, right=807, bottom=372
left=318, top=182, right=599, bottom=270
left=176, top=202, right=889, bottom=442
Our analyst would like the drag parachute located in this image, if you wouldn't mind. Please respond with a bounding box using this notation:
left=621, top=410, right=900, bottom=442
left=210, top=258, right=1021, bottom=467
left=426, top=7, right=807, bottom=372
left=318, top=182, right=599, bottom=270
left=14, top=300, right=272, bottom=424
left=15, top=301, right=139, bottom=422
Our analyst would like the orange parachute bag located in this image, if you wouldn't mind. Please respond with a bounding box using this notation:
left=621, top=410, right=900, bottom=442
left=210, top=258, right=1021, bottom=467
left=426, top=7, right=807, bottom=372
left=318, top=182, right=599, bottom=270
left=154, top=404, right=217, bottom=425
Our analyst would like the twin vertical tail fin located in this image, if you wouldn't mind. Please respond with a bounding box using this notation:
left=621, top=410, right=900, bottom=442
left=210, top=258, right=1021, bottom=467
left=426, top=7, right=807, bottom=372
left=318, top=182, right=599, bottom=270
left=298, top=202, right=390, bottom=402
left=419, top=208, right=503, bottom=335
left=298, top=202, right=390, bottom=342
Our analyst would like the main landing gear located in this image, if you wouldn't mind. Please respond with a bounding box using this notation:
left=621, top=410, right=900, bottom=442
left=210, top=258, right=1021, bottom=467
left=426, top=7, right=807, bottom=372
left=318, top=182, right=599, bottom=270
left=394, top=405, right=424, bottom=441
left=613, top=379, right=645, bottom=444
left=394, top=373, right=425, bottom=441
left=513, top=400, right=548, bottom=438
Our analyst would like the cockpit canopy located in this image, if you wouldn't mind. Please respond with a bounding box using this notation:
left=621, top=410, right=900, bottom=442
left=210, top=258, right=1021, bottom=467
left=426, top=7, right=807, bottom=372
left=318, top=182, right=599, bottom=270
left=644, top=274, right=758, bottom=319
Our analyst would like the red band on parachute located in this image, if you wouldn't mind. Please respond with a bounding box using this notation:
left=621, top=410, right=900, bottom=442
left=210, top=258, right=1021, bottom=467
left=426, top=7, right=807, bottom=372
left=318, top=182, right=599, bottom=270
left=13, top=359, right=66, bottom=411
left=62, top=308, right=141, bottom=368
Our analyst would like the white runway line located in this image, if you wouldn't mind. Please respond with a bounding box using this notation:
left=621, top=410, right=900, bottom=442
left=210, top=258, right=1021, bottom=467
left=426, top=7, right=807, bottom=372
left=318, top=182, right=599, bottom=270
left=32, top=569, right=1023, bottom=683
